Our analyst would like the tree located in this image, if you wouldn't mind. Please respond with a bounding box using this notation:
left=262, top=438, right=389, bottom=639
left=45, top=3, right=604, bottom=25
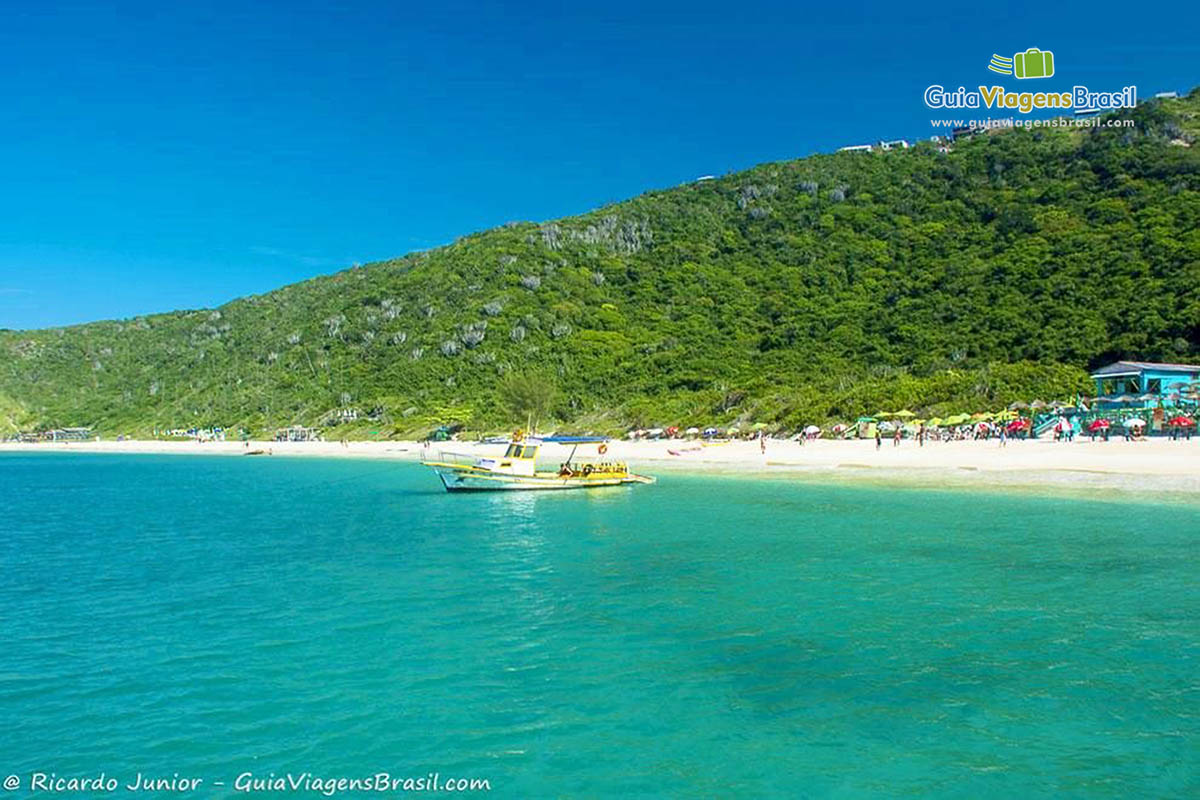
left=499, top=372, right=558, bottom=427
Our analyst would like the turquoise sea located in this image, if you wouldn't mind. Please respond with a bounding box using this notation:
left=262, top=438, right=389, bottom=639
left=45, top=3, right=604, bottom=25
left=1, top=453, right=1197, bottom=798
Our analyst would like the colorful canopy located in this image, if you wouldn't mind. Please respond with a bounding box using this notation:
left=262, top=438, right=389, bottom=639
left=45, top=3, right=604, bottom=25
left=1087, top=419, right=1111, bottom=432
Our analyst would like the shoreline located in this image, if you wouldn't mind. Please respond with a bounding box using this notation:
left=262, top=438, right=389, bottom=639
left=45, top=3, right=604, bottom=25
left=4, top=437, right=1200, bottom=501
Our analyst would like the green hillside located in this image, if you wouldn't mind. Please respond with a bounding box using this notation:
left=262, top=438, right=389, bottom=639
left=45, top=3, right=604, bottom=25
left=3, top=91, right=1199, bottom=437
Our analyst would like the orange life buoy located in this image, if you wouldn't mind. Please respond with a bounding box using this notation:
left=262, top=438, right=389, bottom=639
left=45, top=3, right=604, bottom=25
left=598, top=443, right=608, bottom=455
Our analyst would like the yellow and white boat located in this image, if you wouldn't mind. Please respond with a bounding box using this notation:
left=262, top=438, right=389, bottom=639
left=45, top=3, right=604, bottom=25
left=422, top=434, right=655, bottom=492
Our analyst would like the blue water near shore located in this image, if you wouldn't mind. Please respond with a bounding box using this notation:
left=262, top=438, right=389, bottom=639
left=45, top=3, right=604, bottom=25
left=1, top=453, right=1197, bottom=798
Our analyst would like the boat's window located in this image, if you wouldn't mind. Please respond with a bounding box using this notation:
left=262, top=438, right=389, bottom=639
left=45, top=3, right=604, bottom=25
left=504, top=444, right=521, bottom=458
left=521, top=446, right=538, bottom=459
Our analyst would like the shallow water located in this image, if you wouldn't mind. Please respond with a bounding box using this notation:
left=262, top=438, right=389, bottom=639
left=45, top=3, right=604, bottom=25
left=1, top=453, right=1196, bottom=798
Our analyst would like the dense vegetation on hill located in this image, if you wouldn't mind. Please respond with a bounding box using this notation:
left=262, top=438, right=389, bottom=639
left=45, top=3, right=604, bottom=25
left=2, top=91, right=1199, bottom=437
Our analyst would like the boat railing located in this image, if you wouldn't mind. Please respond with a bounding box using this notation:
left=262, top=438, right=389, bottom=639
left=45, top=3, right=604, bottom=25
left=426, top=450, right=483, bottom=467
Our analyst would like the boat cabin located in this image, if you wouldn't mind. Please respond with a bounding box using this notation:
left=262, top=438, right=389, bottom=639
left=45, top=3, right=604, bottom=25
left=474, top=440, right=541, bottom=476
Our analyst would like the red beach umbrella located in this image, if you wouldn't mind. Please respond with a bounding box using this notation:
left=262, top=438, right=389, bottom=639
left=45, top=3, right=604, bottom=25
left=1168, top=416, right=1195, bottom=427
left=1087, top=419, right=1111, bottom=432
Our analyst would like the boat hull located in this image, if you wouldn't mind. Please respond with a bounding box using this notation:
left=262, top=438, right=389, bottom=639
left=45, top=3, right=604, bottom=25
left=427, top=465, right=653, bottom=492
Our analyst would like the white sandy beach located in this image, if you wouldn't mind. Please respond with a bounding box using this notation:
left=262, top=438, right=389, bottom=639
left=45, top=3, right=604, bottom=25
left=4, top=436, right=1199, bottom=496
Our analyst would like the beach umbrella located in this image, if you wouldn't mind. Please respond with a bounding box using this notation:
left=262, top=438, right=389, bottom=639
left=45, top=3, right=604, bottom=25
left=1008, top=401, right=1030, bottom=410
left=752, top=422, right=769, bottom=430
left=876, top=411, right=893, bottom=418
left=927, top=417, right=943, bottom=426
left=1123, top=418, right=1146, bottom=428
left=1007, top=419, right=1030, bottom=433
left=803, top=425, right=821, bottom=435
left=993, top=410, right=1016, bottom=422
left=893, top=410, right=915, bottom=419
left=1168, top=416, right=1195, bottom=427
left=856, top=416, right=876, bottom=423
left=685, top=427, right=700, bottom=436
left=702, top=427, right=719, bottom=436
left=831, top=423, right=848, bottom=434
left=1112, top=394, right=1137, bottom=403
left=1029, top=400, right=1048, bottom=409
left=1087, top=419, right=1111, bottom=432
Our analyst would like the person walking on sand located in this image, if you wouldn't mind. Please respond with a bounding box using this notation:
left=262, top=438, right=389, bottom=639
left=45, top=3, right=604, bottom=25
left=893, top=426, right=902, bottom=447
left=999, top=427, right=1007, bottom=448
left=875, top=428, right=882, bottom=450
left=917, top=423, right=925, bottom=447
left=760, top=435, right=766, bottom=456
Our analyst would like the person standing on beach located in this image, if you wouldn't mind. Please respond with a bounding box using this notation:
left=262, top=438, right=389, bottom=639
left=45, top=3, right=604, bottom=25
left=999, top=427, right=1007, bottom=448
left=875, top=428, right=882, bottom=450
left=893, top=426, right=901, bottom=447
left=760, top=435, right=766, bottom=456
left=917, top=424, right=925, bottom=447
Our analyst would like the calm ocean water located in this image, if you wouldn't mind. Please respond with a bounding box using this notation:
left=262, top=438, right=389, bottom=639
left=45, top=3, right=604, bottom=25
left=1, top=453, right=1197, bottom=798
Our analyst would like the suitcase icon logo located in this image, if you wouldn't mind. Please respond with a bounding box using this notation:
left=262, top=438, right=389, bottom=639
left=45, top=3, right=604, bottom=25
left=1013, top=48, right=1054, bottom=79
left=987, top=48, right=1055, bottom=79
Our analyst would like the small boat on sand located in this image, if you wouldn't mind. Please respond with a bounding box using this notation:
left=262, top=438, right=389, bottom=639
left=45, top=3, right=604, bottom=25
left=422, top=433, right=655, bottom=492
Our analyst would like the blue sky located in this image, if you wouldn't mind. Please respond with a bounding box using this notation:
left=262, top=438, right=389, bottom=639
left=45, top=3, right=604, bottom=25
left=1, top=0, right=1196, bottom=329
